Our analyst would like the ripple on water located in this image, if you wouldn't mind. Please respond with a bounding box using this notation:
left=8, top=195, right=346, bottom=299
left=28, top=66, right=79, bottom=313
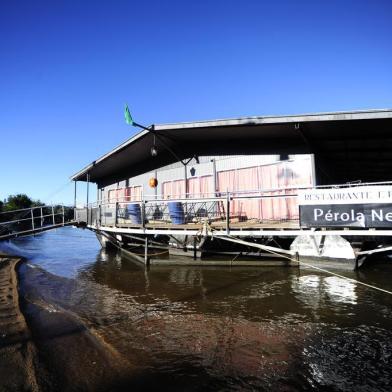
left=303, top=325, right=392, bottom=391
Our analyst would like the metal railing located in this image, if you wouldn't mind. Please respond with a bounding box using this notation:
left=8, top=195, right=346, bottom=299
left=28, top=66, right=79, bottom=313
left=0, top=205, right=74, bottom=239
left=76, top=189, right=300, bottom=232
left=75, top=181, right=392, bottom=233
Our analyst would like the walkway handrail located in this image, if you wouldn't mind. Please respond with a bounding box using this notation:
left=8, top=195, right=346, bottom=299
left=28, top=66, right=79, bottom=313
left=0, top=204, right=50, bottom=215
left=0, top=205, right=74, bottom=240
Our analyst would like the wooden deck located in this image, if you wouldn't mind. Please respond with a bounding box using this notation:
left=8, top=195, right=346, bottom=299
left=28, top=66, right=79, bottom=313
left=115, top=218, right=300, bottom=231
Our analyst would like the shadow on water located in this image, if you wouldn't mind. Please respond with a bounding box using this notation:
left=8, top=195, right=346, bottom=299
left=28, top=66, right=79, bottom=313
left=2, top=227, right=392, bottom=391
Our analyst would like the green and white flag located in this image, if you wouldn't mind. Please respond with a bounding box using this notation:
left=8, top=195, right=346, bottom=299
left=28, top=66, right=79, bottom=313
left=124, top=104, right=133, bottom=125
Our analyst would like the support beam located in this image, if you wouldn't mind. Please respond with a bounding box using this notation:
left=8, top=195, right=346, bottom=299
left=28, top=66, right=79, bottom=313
left=74, top=181, right=77, bottom=220
left=144, top=236, right=149, bottom=266
left=226, top=192, right=230, bottom=235
left=31, top=209, right=35, bottom=231
left=86, top=173, right=90, bottom=206
left=193, top=237, right=197, bottom=260
left=74, top=181, right=77, bottom=207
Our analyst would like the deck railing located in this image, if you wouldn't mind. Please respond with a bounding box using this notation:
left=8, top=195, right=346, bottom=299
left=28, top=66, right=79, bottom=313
left=0, top=205, right=74, bottom=239
left=76, top=189, right=301, bottom=232
left=74, top=180, right=392, bottom=232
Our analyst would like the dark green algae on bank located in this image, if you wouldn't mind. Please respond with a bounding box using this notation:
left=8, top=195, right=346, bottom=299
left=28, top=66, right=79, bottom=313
left=1, top=227, right=392, bottom=391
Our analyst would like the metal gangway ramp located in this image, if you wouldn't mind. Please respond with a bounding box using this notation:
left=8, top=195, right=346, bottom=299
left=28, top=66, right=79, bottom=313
left=0, top=205, right=75, bottom=240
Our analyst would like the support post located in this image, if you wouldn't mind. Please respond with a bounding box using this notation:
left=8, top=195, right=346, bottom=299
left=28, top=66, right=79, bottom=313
left=86, top=174, right=90, bottom=225
left=212, top=158, right=218, bottom=217
left=115, top=202, right=118, bottom=227
left=141, top=202, right=146, bottom=229
left=154, top=169, right=158, bottom=199
left=226, top=191, right=230, bottom=235
left=51, top=206, right=55, bottom=225
left=212, top=158, right=217, bottom=195
left=141, top=188, right=145, bottom=230
left=184, top=163, right=188, bottom=219
left=193, top=236, right=197, bottom=260
left=74, top=180, right=77, bottom=221
left=40, top=207, right=43, bottom=227
left=144, top=236, right=149, bottom=266
left=31, top=209, right=35, bottom=231
left=62, top=205, right=65, bottom=226
left=355, top=255, right=360, bottom=270
left=86, top=173, right=90, bottom=207
left=310, top=154, right=317, bottom=186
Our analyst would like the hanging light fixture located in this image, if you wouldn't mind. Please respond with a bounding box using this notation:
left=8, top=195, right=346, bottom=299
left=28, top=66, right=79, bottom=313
left=125, top=106, right=192, bottom=167
left=151, top=135, right=158, bottom=157
left=151, top=145, right=158, bottom=157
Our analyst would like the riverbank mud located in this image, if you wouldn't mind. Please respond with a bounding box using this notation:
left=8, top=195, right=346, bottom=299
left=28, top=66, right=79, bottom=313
left=0, top=255, right=40, bottom=391
left=0, top=254, right=138, bottom=391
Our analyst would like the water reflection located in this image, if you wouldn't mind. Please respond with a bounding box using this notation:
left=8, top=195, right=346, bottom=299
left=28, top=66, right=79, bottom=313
left=3, top=227, right=392, bottom=391
left=292, top=275, right=357, bottom=309
left=324, top=276, right=357, bottom=305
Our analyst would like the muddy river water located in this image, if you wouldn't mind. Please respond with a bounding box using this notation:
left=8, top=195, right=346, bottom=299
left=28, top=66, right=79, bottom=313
left=1, top=226, right=392, bottom=391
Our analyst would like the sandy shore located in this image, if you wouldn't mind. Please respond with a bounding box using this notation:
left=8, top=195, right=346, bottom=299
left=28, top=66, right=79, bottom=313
left=0, top=254, right=138, bottom=391
left=0, top=255, right=40, bottom=391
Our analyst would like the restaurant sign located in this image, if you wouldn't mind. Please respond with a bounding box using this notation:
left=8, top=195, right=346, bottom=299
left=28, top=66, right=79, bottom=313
left=298, top=186, right=392, bottom=228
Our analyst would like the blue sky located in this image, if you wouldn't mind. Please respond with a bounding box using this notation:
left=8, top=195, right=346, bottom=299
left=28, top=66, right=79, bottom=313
left=1, top=0, right=391, bottom=205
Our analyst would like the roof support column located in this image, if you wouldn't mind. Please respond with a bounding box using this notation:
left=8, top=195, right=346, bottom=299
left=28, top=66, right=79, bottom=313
left=74, top=180, right=77, bottom=220
left=86, top=173, right=90, bottom=206
left=74, top=181, right=77, bottom=208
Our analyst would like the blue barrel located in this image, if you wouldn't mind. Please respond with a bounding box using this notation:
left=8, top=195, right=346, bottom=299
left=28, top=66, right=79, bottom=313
left=168, top=202, right=185, bottom=224
left=127, top=203, right=142, bottom=224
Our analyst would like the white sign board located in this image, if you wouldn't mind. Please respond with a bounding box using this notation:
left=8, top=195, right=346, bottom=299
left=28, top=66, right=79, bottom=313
left=298, top=186, right=392, bottom=228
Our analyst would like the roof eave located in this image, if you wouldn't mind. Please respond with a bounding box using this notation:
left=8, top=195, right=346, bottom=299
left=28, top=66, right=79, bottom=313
left=70, top=128, right=150, bottom=181
left=70, top=108, right=392, bottom=182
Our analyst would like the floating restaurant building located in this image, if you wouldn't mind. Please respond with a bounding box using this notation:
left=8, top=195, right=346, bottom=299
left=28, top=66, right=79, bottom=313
left=71, top=109, right=392, bottom=268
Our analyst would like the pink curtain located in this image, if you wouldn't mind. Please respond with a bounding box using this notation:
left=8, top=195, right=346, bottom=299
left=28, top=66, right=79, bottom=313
left=217, top=170, right=236, bottom=193
left=163, top=177, right=213, bottom=199
left=160, top=160, right=313, bottom=221
left=187, top=176, right=213, bottom=198
left=217, top=169, right=238, bottom=216
left=217, top=166, right=262, bottom=219
left=284, top=160, right=313, bottom=219
left=129, top=186, right=142, bottom=201
left=260, top=164, right=291, bottom=220
left=235, top=167, right=261, bottom=220
left=109, top=188, right=125, bottom=203
left=124, top=187, right=131, bottom=201
left=217, top=160, right=313, bottom=221
left=259, top=165, right=277, bottom=220
left=110, top=186, right=142, bottom=204
left=162, top=180, right=186, bottom=199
